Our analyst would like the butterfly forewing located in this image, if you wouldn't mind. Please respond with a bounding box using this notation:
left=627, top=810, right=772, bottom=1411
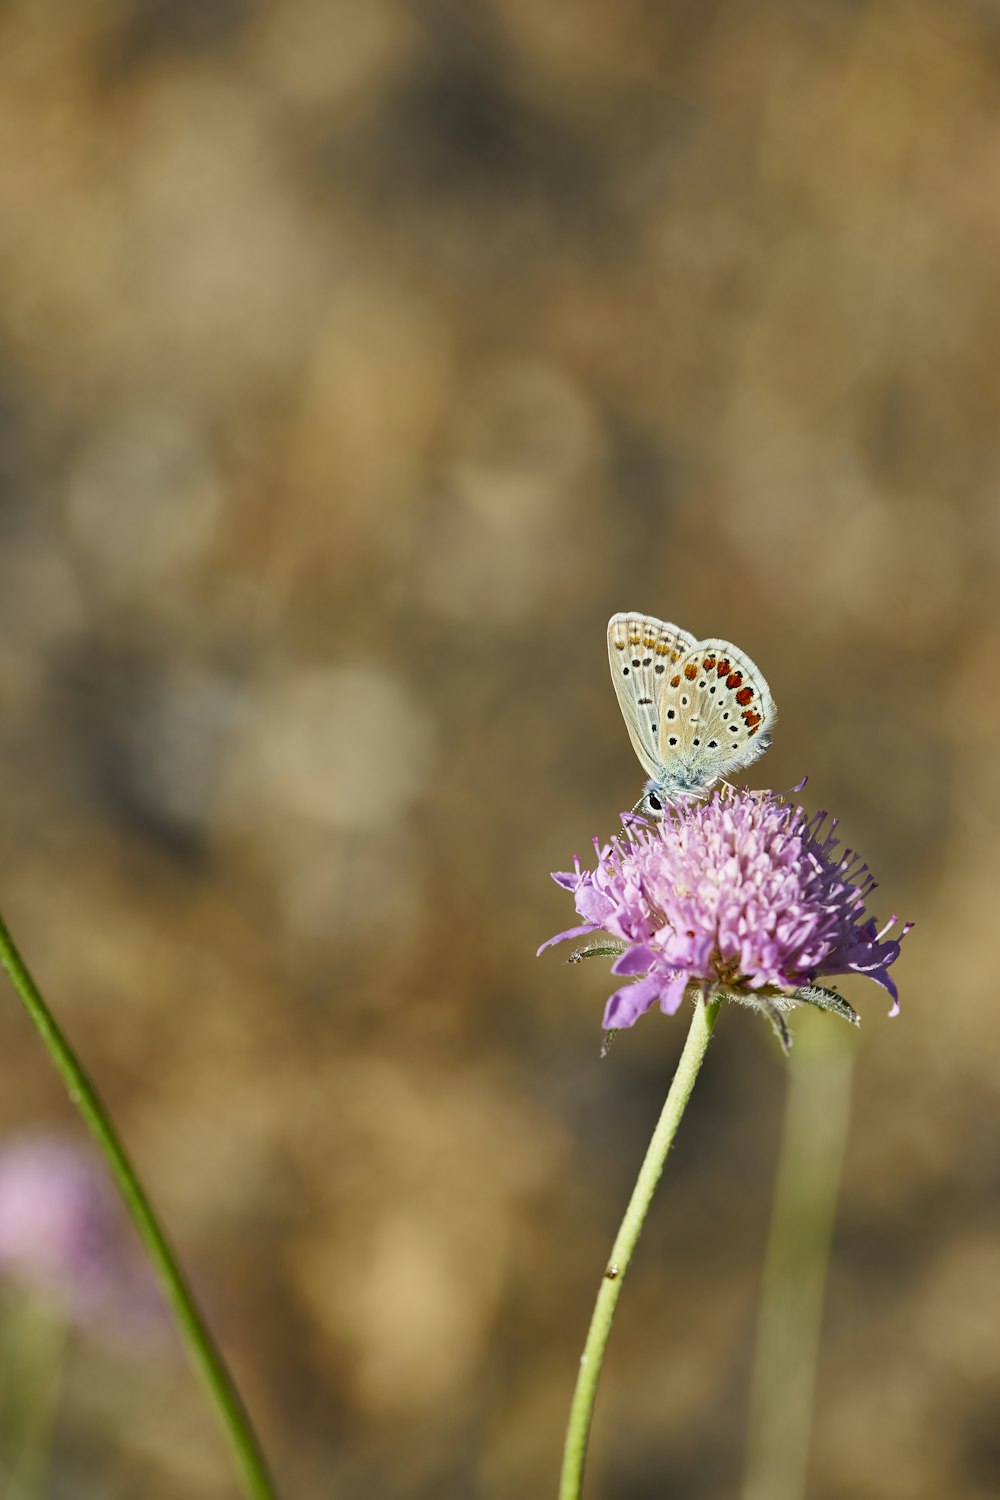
left=656, top=638, right=775, bottom=779
left=607, top=613, right=697, bottom=778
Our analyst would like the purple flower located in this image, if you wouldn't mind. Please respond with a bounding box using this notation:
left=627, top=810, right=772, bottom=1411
left=0, top=1136, right=161, bottom=1332
left=540, top=787, right=910, bottom=1046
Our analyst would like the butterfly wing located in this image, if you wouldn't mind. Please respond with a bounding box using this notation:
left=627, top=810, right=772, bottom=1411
left=655, top=637, right=776, bottom=783
left=607, top=613, right=698, bottom=778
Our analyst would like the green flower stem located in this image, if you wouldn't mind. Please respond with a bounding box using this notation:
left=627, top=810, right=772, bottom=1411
left=558, top=996, right=721, bottom=1500
left=0, top=910, right=279, bottom=1500
left=2, top=1292, right=67, bottom=1499
left=741, top=1011, right=855, bottom=1500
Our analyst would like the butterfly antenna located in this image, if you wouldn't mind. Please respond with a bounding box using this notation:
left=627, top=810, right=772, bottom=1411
left=619, top=795, right=647, bottom=841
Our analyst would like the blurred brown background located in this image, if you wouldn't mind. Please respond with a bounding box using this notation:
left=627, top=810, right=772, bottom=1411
left=0, top=0, right=994, bottom=1495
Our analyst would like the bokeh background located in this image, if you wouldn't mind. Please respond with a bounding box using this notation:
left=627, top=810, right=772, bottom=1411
left=0, top=0, right=996, bottom=1495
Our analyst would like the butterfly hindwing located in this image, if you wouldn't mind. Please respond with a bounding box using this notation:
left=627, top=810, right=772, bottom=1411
left=656, top=637, right=775, bottom=780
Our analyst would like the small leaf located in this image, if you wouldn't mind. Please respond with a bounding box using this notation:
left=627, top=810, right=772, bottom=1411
left=759, top=996, right=793, bottom=1055
left=568, top=941, right=628, bottom=965
left=793, top=984, right=860, bottom=1027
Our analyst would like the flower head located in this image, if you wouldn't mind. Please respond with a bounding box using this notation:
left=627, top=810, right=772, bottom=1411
left=540, top=786, right=910, bottom=1041
left=0, top=1135, right=161, bottom=1332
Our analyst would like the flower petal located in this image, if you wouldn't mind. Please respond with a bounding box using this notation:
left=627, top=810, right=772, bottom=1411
left=658, top=970, right=690, bottom=1015
left=576, top=886, right=617, bottom=926
left=536, top=924, right=598, bottom=956
left=602, top=974, right=664, bottom=1030
left=857, top=965, right=900, bottom=1016
left=610, top=944, right=658, bottom=976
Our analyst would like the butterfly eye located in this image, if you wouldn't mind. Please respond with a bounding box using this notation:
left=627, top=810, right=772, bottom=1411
left=647, top=791, right=662, bottom=813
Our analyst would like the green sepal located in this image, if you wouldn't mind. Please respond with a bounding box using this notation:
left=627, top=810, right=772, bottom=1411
left=792, top=984, right=860, bottom=1027
left=568, top=941, right=628, bottom=964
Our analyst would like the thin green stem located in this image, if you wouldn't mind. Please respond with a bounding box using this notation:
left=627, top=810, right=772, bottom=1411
left=558, top=996, right=721, bottom=1500
left=1, top=1292, right=67, bottom=1500
left=0, top=910, right=279, bottom=1500
left=741, top=1011, right=855, bottom=1500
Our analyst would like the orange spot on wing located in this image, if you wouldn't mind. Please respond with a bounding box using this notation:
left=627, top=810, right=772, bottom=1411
left=702, top=655, right=716, bottom=669
left=735, top=687, right=754, bottom=706
left=716, top=659, right=731, bottom=677
left=655, top=642, right=670, bottom=654
left=670, top=675, right=681, bottom=687
left=683, top=663, right=698, bottom=681
left=726, top=671, right=744, bottom=689
left=742, top=709, right=761, bottom=727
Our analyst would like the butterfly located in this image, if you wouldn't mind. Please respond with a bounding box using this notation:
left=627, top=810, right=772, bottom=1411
left=608, top=612, right=776, bottom=816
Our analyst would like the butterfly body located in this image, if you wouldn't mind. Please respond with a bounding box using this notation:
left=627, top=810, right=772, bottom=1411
left=607, top=612, right=776, bottom=814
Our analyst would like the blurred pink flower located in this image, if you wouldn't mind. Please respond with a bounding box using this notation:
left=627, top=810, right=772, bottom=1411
left=0, top=1135, right=161, bottom=1332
